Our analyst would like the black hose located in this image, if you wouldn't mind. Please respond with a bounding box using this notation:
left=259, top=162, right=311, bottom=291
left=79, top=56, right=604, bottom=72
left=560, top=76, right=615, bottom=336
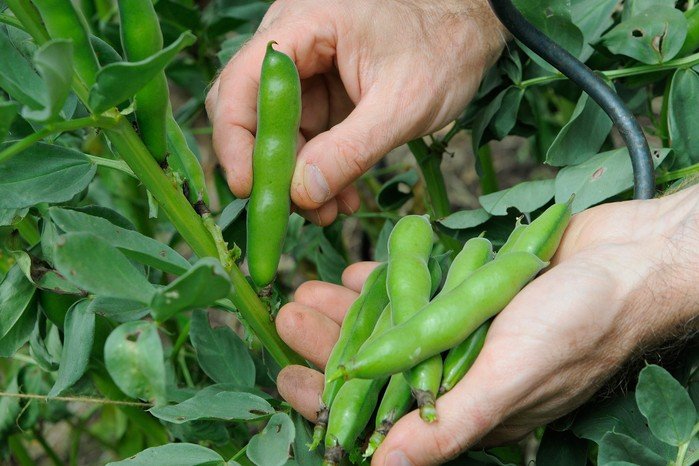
left=487, top=0, right=655, bottom=200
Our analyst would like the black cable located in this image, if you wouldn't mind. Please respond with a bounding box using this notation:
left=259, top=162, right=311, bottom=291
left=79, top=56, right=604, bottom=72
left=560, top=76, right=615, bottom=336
left=487, top=0, right=655, bottom=200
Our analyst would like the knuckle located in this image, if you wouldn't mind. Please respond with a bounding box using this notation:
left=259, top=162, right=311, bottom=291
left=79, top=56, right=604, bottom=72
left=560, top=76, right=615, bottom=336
left=431, top=429, right=468, bottom=463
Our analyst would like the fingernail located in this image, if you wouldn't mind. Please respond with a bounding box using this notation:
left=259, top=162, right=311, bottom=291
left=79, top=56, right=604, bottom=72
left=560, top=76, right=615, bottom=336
left=304, top=164, right=330, bottom=204
left=385, top=450, right=413, bottom=466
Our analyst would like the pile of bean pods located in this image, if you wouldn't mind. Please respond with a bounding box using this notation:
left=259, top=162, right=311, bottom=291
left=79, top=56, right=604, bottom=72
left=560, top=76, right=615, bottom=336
left=309, top=201, right=572, bottom=465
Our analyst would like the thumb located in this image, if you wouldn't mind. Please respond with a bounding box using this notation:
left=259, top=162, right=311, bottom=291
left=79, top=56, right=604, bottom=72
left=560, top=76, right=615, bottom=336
left=372, top=346, right=524, bottom=466
left=291, top=94, right=408, bottom=210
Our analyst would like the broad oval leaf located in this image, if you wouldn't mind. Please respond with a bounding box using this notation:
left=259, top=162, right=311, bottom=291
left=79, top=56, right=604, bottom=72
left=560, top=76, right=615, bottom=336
left=0, top=143, right=96, bottom=209
left=437, top=208, right=491, bottom=230
left=601, top=6, right=687, bottom=64
left=546, top=91, right=613, bottom=167
left=104, top=321, right=166, bottom=404
left=49, top=207, right=191, bottom=275
left=53, top=232, right=156, bottom=304
left=190, top=310, right=255, bottom=387
left=478, top=179, right=555, bottom=216
left=106, top=443, right=225, bottom=466
left=247, top=413, right=295, bottom=466
left=0, top=265, right=36, bottom=341
left=636, top=365, right=697, bottom=446
left=555, top=148, right=670, bottom=213
left=597, top=431, right=670, bottom=466
left=89, top=31, right=197, bottom=112
left=149, top=386, right=273, bottom=424
left=668, top=68, right=699, bottom=167
left=0, top=27, right=43, bottom=108
left=48, top=300, right=94, bottom=397
left=218, top=199, right=248, bottom=230
left=150, top=258, right=231, bottom=322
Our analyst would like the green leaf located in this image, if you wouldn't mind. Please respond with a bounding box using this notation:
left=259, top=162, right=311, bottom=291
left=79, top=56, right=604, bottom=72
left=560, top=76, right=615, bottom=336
left=104, top=321, right=166, bottom=404
left=53, top=232, right=156, bottom=304
left=571, top=0, right=618, bottom=61
left=490, top=87, right=524, bottom=139
left=601, top=6, right=687, bottom=64
left=88, top=297, right=149, bottom=323
left=636, top=365, right=697, bottom=446
left=21, top=40, right=73, bottom=123
left=149, top=386, right=273, bottom=424
left=376, top=170, right=419, bottom=211
left=0, top=99, right=19, bottom=144
left=150, top=258, right=232, bottom=321
left=622, top=0, right=676, bottom=21
left=314, top=235, right=347, bottom=285
left=0, top=265, right=36, bottom=341
left=218, top=199, right=248, bottom=230
left=48, top=300, right=94, bottom=397
left=535, top=428, right=588, bottom=466
left=49, top=207, right=191, bottom=275
left=247, top=413, right=295, bottom=466
left=514, top=0, right=584, bottom=69
left=554, top=147, right=670, bottom=213
left=0, top=143, right=96, bottom=209
left=374, top=219, right=394, bottom=262
left=190, top=310, right=255, bottom=387
left=472, top=87, right=509, bottom=152
left=0, top=207, right=27, bottom=226
left=0, top=27, right=43, bottom=108
left=106, top=443, right=226, bottom=466
left=597, top=432, right=668, bottom=466
left=0, top=300, right=37, bottom=357
left=437, top=208, right=491, bottom=230
left=668, top=68, right=699, bottom=167
left=478, top=179, right=555, bottom=215
left=89, top=31, right=197, bottom=113
left=546, top=91, right=613, bottom=167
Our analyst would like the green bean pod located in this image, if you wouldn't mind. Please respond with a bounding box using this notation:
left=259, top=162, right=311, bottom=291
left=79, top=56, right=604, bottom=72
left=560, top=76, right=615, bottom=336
left=363, top=373, right=413, bottom=458
left=440, top=320, right=490, bottom=393
left=323, top=308, right=393, bottom=465
left=247, top=42, right=301, bottom=287
left=497, top=217, right=526, bottom=255
left=336, top=252, right=547, bottom=380
left=386, top=215, right=440, bottom=422
left=510, top=201, right=572, bottom=262
left=309, top=264, right=389, bottom=450
left=117, top=0, right=169, bottom=163
left=33, top=0, right=100, bottom=87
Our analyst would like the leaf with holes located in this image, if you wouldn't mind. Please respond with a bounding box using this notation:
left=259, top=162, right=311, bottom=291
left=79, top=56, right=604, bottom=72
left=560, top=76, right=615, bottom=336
left=555, top=148, right=670, bottom=213
left=104, top=321, right=166, bottom=404
left=479, top=179, right=555, bottom=216
left=601, top=6, right=687, bottom=64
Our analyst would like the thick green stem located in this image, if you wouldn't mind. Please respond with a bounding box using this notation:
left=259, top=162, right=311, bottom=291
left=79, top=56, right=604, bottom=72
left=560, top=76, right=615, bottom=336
left=656, top=161, right=699, bottom=184
left=7, top=435, right=36, bottom=466
left=407, top=138, right=451, bottom=219
left=520, top=51, right=699, bottom=89
left=476, top=145, right=498, bottom=194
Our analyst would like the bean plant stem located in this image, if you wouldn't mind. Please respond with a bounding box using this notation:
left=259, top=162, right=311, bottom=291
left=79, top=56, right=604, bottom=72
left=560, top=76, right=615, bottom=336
left=7, top=435, right=36, bottom=466
left=675, top=422, right=699, bottom=465
left=407, top=138, right=451, bottom=219
left=520, top=51, right=699, bottom=88
left=0, top=116, right=114, bottom=164
left=476, top=145, right=498, bottom=194
left=230, top=445, right=248, bottom=462
left=0, top=391, right=152, bottom=407
left=4, top=0, right=50, bottom=44
left=656, top=161, right=699, bottom=184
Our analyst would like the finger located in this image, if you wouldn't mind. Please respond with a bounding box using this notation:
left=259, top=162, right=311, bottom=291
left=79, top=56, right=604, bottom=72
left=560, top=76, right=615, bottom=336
left=205, top=78, right=219, bottom=120
left=341, top=261, right=381, bottom=293
left=276, top=303, right=340, bottom=369
left=296, top=198, right=338, bottom=226
left=300, top=75, right=330, bottom=140
left=293, top=280, right=360, bottom=325
left=290, top=94, right=405, bottom=210
left=336, top=185, right=360, bottom=215
left=277, top=365, right=324, bottom=421
left=212, top=26, right=336, bottom=198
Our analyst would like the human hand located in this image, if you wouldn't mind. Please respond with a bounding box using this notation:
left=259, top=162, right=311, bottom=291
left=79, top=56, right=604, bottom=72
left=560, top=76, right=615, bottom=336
left=206, top=0, right=507, bottom=225
left=274, top=184, right=699, bottom=466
